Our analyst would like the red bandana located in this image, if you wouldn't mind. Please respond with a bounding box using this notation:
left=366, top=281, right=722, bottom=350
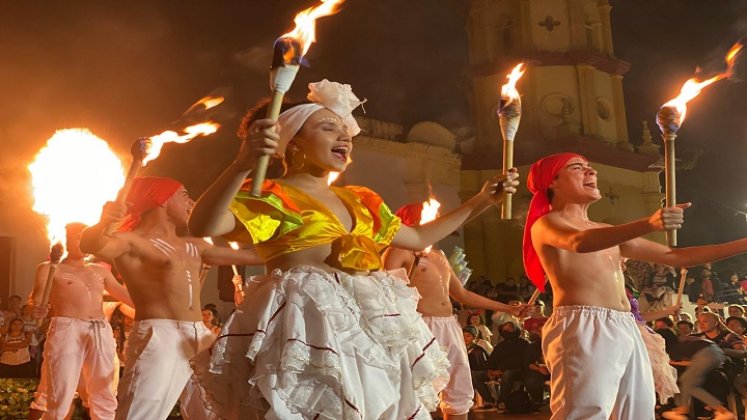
left=523, top=153, right=585, bottom=291
left=119, top=176, right=183, bottom=232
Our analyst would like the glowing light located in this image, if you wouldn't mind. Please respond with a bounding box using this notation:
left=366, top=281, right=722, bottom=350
left=500, top=63, right=525, bottom=105
left=281, top=0, right=346, bottom=57
left=420, top=197, right=441, bottom=253
left=142, top=121, right=220, bottom=165
left=29, top=128, right=126, bottom=243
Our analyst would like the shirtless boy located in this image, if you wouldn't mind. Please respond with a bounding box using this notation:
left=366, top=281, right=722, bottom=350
left=30, top=223, right=133, bottom=420
left=527, top=153, right=747, bottom=419
left=80, top=176, right=262, bottom=420
left=383, top=202, right=529, bottom=420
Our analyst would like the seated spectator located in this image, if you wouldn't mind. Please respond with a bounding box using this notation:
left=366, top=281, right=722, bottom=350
left=201, top=306, right=222, bottom=335
left=523, top=336, right=549, bottom=411
left=463, top=326, right=493, bottom=408
left=522, top=301, right=548, bottom=342
left=728, top=304, right=745, bottom=318
left=487, top=320, right=529, bottom=414
left=678, top=312, right=693, bottom=323
left=726, top=316, right=747, bottom=345
left=722, top=273, right=745, bottom=305
left=3, top=295, right=22, bottom=322
left=467, top=313, right=493, bottom=346
left=677, top=320, right=695, bottom=337
left=0, top=318, right=34, bottom=377
left=490, top=299, right=523, bottom=345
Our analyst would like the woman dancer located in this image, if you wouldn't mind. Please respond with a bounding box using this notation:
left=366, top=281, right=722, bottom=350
left=189, top=80, right=519, bottom=419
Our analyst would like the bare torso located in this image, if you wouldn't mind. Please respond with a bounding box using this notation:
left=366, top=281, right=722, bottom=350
left=537, top=216, right=630, bottom=311
left=402, top=249, right=453, bottom=317
left=48, top=261, right=107, bottom=320
left=115, top=235, right=205, bottom=322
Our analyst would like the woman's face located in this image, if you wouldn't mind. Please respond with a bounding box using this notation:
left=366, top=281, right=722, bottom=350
left=728, top=319, right=746, bottom=335
left=291, top=108, right=353, bottom=174
left=201, top=310, right=213, bottom=324
left=468, top=315, right=480, bottom=326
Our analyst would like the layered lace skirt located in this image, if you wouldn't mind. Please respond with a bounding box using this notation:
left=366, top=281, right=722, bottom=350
left=192, top=266, right=449, bottom=420
left=636, top=323, right=679, bottom=404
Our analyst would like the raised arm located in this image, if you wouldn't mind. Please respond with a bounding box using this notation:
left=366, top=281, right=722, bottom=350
left=189, top=119, right=279, bottom=238
left=533, top=203, right=688, bottom=254
left=448, top=265, right=530, bottom=317
left=29, top=263, right=52, bottom=308
left=391, top=170, right=519, bottom=251
left=621, top=236, right=747, bottom=268
left=197, top=240, right=264, bottom=266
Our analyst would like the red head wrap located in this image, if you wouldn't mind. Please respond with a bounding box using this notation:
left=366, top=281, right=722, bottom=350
left=523, top=153, right=585, bottom=290
left=395, top=203, right=424, bottom=227
left=119, top=176, right=183, bottom=232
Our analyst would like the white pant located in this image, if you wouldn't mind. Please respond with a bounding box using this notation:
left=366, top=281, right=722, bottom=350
left=115, top=319, right=215, bottom=420
left=41, top=317, right=117, bottom=420
left=423, top=316, right=474, bottom=415
left=543, top=306, right=655, bottom=420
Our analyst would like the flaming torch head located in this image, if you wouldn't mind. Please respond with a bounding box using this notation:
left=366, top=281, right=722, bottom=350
left=657, top=42, right=743, bottom=136
left=498, top=63, right=525, bottom=141
left=270, top=0, right=345, bottom=93
left=141, top=122, right=220, bottom=166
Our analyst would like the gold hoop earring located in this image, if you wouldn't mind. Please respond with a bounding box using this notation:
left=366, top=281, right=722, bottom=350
left=290, top=149, right=306, bottom=170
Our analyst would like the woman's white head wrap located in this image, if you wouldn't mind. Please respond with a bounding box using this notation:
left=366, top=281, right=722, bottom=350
left=276, top=79, right=365, bottom=156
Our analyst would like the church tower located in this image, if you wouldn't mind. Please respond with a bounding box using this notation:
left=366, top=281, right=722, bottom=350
left=460, top=0, right=663, bottom=284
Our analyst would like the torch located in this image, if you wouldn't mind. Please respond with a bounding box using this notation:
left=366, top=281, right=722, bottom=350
left=497, top=63, right=525, bottom=220
left=675, top=267, right=688, bottom=307
left=656, top=43, right=742, bottom=246
left=228, top=242, right=245, bottom=299
left=250, top=0, right=346, bottom=197
left=106, top=110, right=222, bottom=233
left=36, top=242, right=64, bottom=326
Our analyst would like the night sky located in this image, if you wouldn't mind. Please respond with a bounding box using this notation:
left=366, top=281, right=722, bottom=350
left=1, top=1, right=747, bottom=272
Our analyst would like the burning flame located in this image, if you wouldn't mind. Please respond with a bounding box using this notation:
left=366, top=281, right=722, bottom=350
left=28, top=129, right=126, bottom=243
left=420, top=197, right=441, bottom=253
left=282, top=0, right=346, bottom=57
left=229, top=241, right=240, bottom=250
left=184, top=95, right=225, bottom=115
left=142, top=121, right=220, bottom=165
left=327, top=171, right=340, bottom=185
left=500, top=63, right=525, bottom=104
left=662, top=42, right=743, bottom=124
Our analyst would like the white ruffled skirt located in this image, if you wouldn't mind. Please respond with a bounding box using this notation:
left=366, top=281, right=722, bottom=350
left=192, top=266, right=449, bottom=420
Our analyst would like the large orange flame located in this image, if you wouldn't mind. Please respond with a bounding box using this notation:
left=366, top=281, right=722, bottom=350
left=28, top=129, right=126, bottom=243
left=420, top=197, right=441, bottom=253
left=282, top=0, right=346, bottom=57
left=500, top=63, right=525, bottom=104
left=662, top=42, right=743, bottom=124
left=142, top=121, right=220, bottom=165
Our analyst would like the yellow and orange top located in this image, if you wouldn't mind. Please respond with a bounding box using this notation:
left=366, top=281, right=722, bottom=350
left=229, top=180, right=401, bottom=271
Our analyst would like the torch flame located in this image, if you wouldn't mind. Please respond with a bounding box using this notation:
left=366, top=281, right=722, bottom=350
left=327, top=171, right=340, bottom=185
left=228, top=241, right=240, bottom=250
left=420, top=197, right=441, bottom=253
left=142, top=121, right=220, bottom=166
left=184, top=96, right=225, bottom=115
left=28, top=129, right=126, bottom=243
left=281, top=0, right=346, bottom=57
left=500, top=63, right=525, bottom=104
left=662, top=42, right=743, bottom=125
